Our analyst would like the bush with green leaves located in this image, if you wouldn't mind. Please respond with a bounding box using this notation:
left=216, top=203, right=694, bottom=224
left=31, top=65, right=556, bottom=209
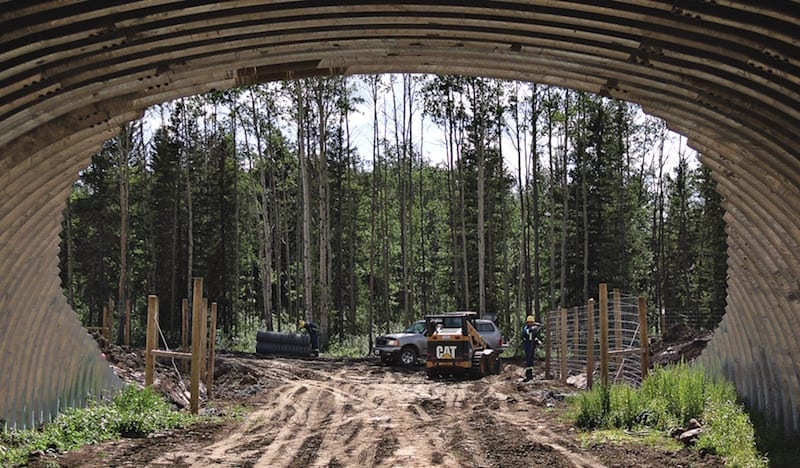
left=0, top=385, right=195, bottom=466
left=326, top=334, right=372, bottom=358
left=569, top=362, right=766, bottom=466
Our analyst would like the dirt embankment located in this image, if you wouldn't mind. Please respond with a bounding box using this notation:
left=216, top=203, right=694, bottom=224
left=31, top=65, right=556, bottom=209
left=43, top=344, right=723, bottom=468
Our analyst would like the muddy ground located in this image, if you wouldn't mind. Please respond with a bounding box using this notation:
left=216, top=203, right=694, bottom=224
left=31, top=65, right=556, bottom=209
left=34, top=339, right=725, bottom=468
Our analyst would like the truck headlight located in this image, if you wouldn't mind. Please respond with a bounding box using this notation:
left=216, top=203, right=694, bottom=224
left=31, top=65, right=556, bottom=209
left=386, top=339, right=399, bottom=347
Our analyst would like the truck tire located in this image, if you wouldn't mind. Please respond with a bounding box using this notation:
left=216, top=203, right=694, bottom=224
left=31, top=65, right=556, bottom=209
left=398, top=346, right=418, bottom=367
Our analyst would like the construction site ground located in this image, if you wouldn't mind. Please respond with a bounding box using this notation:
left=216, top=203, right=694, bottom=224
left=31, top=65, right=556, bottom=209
left=34, top=330, right=726, bottom=468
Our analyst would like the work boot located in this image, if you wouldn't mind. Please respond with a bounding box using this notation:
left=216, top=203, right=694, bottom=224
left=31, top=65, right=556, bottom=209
left=523, top=368, right=533, bottom=382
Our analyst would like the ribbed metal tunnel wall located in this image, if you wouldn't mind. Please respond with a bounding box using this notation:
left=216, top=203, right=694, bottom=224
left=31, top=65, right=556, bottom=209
left=0, top=1, right=798, bottom=431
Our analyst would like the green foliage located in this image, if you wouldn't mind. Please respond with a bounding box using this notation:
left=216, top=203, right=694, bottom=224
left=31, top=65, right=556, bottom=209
left=220, top=323, right=260, bottom=353
left=638, top=361, right=711, bottom=428
left=568, top=363, right=765, bottom=466
left=697, top=399, right=765, bottom=467
left=572, top=384, right=611, bottom=429
left=326, top=334, right=372, bottom=358
left=0, top=386, right=195, bottom=466
left=112, top=385, right=193, bottom=436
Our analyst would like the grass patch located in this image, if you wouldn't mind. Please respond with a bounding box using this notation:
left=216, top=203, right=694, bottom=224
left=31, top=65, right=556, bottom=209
left=568, top=362, right=766, bottom=467
left=0, top=386, right=196, bottom=466
left=578, top=428, right=683, bottom=452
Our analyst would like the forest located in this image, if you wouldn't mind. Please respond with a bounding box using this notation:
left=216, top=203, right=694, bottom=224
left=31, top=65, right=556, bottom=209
left=58, top=74, right=728, bottom=352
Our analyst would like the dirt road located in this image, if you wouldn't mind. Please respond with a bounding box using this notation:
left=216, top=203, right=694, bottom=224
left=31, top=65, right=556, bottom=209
left=50, top=354, right=722, bottom=467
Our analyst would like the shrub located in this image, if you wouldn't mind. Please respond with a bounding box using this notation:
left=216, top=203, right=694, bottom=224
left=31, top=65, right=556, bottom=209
left=639, top=361, right=708, bottom=427
left=568, top=363, right=766, bottom=466
left=698, top=399, right=765, bottom=467
left=326, top=334, right=371, bottom=358
left=0, top=385, right=195, bottom=466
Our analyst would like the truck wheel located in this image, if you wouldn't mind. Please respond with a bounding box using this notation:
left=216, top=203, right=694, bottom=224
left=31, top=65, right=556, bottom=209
left=399, top=346, right=418, bottom=367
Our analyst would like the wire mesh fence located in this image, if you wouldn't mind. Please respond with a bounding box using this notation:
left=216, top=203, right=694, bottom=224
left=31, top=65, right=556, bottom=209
left=545, top=285, right=649, bottom=388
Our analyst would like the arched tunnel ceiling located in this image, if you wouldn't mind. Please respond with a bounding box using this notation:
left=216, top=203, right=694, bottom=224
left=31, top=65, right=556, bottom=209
left=1, top=1, right=799, bottom=430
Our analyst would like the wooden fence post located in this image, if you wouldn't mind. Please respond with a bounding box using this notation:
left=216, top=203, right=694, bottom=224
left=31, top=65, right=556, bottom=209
left=200, top=298, right=208, bottom=381
left=190, top=278, right=204, bottom=414
left=639, top=297, right=649, bottom=380
left=600, top=284, right=609, bottom=387
left=545, top=310, right=551, bottom=379
left=145, top=295, right=158, bottom=387
left=560, top=308, right=568, bottom=383
left=206, top=303, right=218, bottom=399
left=586, top=298, right=595, bottom=390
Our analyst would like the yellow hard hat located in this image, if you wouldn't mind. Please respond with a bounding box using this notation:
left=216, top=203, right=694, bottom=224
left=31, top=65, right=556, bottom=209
left=299, top=320, right=306, bottom=329
left=526, top=315, right=535, bottom=323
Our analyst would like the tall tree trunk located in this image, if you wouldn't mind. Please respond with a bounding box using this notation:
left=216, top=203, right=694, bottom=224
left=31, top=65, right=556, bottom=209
left=616, top=102, right=627, bottom=289
left=418, top=99, right=428, bottom=316
left=458, top=105, right=470, bottom=310
left=367, top=75, right=379, bottom=349
left=547, top=90, right=557, bottom=313
left=530, top=83, right=542, bottom=322
left=116, top=124, right=131, bottom=344
left=391, top=75, right=412, bottom=324
left=182, top=100, right=194, bottom=323
left=653, top=126, right=666, bottom=324
left=336, top=98, right=346, bottom=343
left=446, top=89, right=461, bottom=308
left=559, top=90, right=570, bottom=309
left=513, top=82, right=531, bottom=322
left=296, top=81, right=314, bottom=324
left=230, top=96, right=240, bottom=332
left=248, top=87, right=274, bottom=330
left=580, top=95, right=589, bottom=302
left=475, top=82, right=487, bottom=318
left=316, top=80, right=331, bottom=349
left=345, top=79, right=358, bottom=336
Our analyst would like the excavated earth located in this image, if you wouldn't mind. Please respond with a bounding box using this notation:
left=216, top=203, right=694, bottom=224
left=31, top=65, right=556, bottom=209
left=34, top=332, right=722, bottom=467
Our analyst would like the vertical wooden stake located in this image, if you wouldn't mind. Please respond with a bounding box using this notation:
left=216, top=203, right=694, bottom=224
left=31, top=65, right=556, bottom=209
left=124, top=298, right=131, bottom=346
left=200, top=298, right=208, bottom=381
left=145, top=295, right=158, bottom=387
left=560, top=308, right=568, bottom=383
left=600, top=283, right=609, bottom=387
left=586, top=298, right=595, bottom=390
left=639, top=297, right=649, bottom=380
left=544, top=310, right=551, bottom=379
left=206, top=303, right=218, bottom=399
left=190, top=278, right=204, bottom=414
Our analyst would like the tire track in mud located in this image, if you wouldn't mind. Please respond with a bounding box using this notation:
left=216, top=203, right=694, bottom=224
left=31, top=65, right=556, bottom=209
left=149, top=358, right=605, bottom=467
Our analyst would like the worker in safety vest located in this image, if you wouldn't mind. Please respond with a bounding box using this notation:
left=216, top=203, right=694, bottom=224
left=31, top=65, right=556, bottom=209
left=299, top=320, right=320, bottom=357
left=522, top=315, right=542, bottom=382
